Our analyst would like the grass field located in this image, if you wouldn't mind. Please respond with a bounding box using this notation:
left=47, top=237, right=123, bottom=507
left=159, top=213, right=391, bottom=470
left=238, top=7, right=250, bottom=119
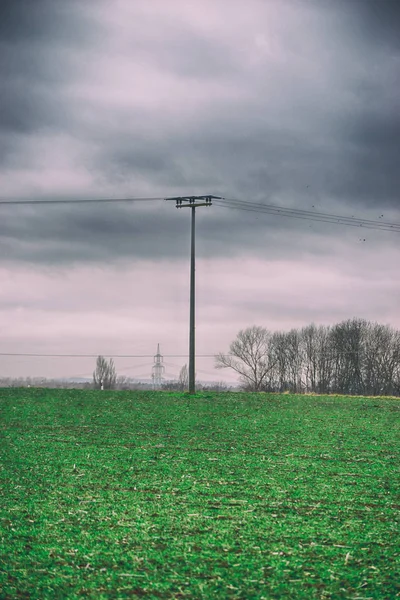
left=0, top=389, right=399, bottom=599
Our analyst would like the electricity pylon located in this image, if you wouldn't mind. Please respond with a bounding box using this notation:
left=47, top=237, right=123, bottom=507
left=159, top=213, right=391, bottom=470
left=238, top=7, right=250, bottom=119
left=151, top=343, right=165, bottom=389
left=165, top=195, right=223, bottom=394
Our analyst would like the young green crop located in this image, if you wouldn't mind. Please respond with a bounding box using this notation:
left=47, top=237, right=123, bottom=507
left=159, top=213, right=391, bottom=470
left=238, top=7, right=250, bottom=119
left=1, top=389, right=399, bottom=599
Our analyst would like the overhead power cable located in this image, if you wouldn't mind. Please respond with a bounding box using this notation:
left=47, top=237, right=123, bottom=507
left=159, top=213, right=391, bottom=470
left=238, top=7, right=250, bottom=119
left=1, top=192, right=399, bottom=233
left=224, top=197, right=400, bottom=228
left=0, top=350, right=380, bottom=358
left=214, top=199, right=400, bottom=232
left=0, top=197, right=164, bottom=205
left=214, top=198, right=400, bottom=233
left=0, top=352, right=218, bottom=358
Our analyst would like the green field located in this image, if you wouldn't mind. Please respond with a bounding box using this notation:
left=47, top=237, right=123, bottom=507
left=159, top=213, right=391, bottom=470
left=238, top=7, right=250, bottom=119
left=1, top=389, right=399, bottom=599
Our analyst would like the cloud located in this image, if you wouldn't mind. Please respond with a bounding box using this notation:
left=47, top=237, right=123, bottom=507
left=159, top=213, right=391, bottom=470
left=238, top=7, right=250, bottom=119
left=1, top=251, right=399, bottom=381
left=1, top=2, right=398, bottom=198
left=0, top=0, right=399, bottom=382
left=345, top=0, right=400, bottom=49
left=0, top=0, right=96, bottom=128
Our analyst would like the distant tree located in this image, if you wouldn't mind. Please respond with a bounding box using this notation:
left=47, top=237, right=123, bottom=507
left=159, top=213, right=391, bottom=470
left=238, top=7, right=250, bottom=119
left=178, top=364, right=189, bottom=391
left=216, top=319, right=400, bottom=396
left=300, top=323, right=334, bottom=394
left=216, top=326, right=275, bottom=391
left=201, top=381, right=230, bottom=392
left=361, top=322, right=399, bottom=396
left=329, top=318, right=367, bottom=395
left=93, top=356, right=117, bottom=390
left=116, top=375, right=130, bottom=390
left=162, top=380, right=179, bottom=391
left=393, top=332, right=400, bottom=395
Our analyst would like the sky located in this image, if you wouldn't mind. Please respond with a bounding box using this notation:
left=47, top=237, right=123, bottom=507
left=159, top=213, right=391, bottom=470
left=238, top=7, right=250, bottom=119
left=0, top=0, right=399, bottom=384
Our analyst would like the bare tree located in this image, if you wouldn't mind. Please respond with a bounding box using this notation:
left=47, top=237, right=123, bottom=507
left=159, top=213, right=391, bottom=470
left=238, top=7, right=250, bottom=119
left=178, top=364, right=189, bottom=391
left=363, top=323, right=399, bottom=396
left=215, top=319, right=400, bottom=396
left=201, top=381, right=230, bottom=392
left=269, top=332, right=290, bottom=392
left=268, top=330, right=305, bottom=393
left=216, top=326, right=274, bottom=391
left=284, top=329, right=304, bottom=392
left=93, top=356, right=117, bottom=390
left=301, top=324, right=334, bottom=394
left=393, top=331, right=400, bottom=395
left=329, top=318, right=367, bottom=395
left=116, top=375, right=130, bottom=390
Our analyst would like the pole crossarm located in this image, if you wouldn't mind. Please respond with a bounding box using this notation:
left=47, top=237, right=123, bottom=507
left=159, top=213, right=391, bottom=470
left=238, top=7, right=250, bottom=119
left=165, top=195, right=223, bottom=208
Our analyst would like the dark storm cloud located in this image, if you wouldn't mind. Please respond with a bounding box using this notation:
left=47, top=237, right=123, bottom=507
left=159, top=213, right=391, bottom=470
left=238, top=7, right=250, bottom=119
left=0, top=0, right=399, bottom=265
left=0, top=0, right=98, bottom=142
left=328, top=0, right=400, bottom=208
left=0, top=84, right=63, bottom=136
left=98, top=108, right=400, bottom=212
left=341, top=112, right=400, bottom=208
left=0, top=201, right=323, bottom=265
left=348, top=0, right=400, bottom=48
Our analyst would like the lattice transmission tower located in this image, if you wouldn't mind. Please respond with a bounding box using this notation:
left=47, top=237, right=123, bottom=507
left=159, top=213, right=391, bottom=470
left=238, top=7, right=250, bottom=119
left=151, top=343, right=165, bottom=390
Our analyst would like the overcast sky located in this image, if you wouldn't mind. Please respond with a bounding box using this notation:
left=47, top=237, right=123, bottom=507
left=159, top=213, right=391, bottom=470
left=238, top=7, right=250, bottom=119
left=1, top=0, right=399, bottom=383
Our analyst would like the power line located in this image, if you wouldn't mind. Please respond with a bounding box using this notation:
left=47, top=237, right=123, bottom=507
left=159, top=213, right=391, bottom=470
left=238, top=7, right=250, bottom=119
left=0, top=350, right=381, bottom=358
left=224, top=197, right=400, bottom=228
left=0, top=197, right=164, bottom=206
left=1, top=193, right=399, bottom=233
left=215, top=200, right=400, bottom=233
left=0, top=353, right=218, bottom=358
left=215, top=206, right=397, bottom=233
left=214, top=198, right=400, bottom=233
left=54, top=362, right=155, bottom=380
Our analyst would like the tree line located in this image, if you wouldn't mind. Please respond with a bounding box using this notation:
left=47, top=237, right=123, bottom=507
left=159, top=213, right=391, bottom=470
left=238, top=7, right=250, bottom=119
left=216, top=318, right=400, bottom=396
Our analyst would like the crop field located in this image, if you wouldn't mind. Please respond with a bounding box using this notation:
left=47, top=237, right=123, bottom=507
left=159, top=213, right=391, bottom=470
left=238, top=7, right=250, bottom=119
left=0, top=389, right=399, bottom=599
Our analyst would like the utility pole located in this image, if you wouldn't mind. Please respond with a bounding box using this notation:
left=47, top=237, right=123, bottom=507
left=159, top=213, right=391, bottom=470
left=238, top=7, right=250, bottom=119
left=166, top=195, right=222, bottom=394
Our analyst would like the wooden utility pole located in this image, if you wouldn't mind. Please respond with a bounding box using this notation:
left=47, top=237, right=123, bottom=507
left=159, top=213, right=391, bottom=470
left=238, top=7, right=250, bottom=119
left=166, top=195, right=222, bottom=394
